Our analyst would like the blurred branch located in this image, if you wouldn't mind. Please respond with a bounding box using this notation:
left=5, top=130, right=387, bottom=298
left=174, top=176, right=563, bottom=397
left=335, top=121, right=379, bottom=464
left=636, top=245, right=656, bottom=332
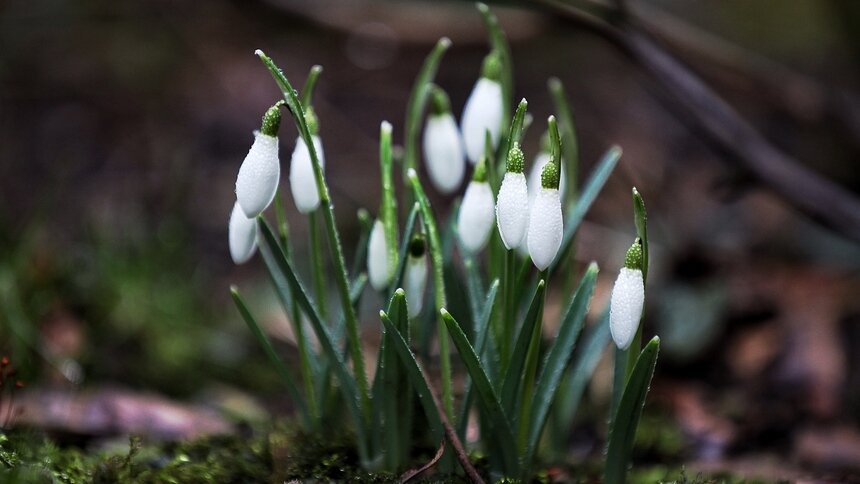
left=528, top=0, right=860, bottom=242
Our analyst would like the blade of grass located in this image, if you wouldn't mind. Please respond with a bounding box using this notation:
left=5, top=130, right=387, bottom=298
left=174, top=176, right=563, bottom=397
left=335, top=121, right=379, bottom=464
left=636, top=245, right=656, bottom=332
left=551, top=146, right=622, bottom=274
left=441, top=308, right=520, bottom=477
left=407, top=168, right=454, bottom=420
left=382, top=285, right=408, bottom=470
left=380, top=121, right=399, bottom=283
left=257, top=50, right=371, bottom=420
left=548, top=77, right=580, bottom=202
left=605, top=336, right=661, bottom=484
left=500, top=280, right=546, bottom=417
left=350, top=209, right=373, bottom=280
left=523, top=263, right=598, bottom=471
left=230, top=287, right=311, bottom=429
left=257, top=218, right=369, bottom=463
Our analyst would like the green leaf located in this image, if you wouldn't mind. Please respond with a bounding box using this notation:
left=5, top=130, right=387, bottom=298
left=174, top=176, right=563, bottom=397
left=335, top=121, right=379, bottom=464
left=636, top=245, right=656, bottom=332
left=632, top=188, right=648, bottom=280
left=350, top=209, right=373, bottom=279
left=230, top=287, right=310, bottom=428
left=256, top=218, right=369, bottom=464
left=379, top=121, right=399, bottom=281
left=379, top=297, right=445, bottom=446
left=552, top=146, right=622, bottom=273
left=442, top=308, right=520, bottom=476
left=382, top=290, right=409, bottom=469
left=548, top=77, right=580, bottom=200
left=457, top=279, right=499, bottom=438
left=404, top=38, right=452, bottom=180
left=605, top=336, right=661, bottom=484
left=500, top=280, right=546, bottom=417
left=524, top=263, right=598, bottom=470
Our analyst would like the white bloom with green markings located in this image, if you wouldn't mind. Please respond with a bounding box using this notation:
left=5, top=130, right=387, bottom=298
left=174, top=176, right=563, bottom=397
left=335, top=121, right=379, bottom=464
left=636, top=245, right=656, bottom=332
left=423, top=86, right=465, bottom=194
left=527, top=160, right=563, bottom=270
left=610, top=240, right=645, bottom=350
left=404, top=236, right=428, bottom=316
left=228, top=200, right=257, bottom=264
left=235, top=104, right=282, bottom=218
left=461, top=51, right=504, bottom=164
left=458, top=159, right=495, bottom=253
left=496, top=142, right=529, bottom=249
left=368, top=219, right=392, bottom=291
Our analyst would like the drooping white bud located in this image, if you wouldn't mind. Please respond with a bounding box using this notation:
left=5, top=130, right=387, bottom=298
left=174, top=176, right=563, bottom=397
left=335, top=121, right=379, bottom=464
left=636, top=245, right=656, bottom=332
left=461, top=77, right=503, bottom=164
left=367, top=219, right=392, bottom=291
left=404, top=238, right=428, bottom=316
left=289, top=135, right=325, bottom=214
left=609, top=267, right=645, bottom=350
left=496, top=143, right=529, bottom=250
left=235, top=131, right=280, bottom=218
left=229, top=200, right=257, bottom=264
left=528, top=153, right=567, bottom=208
left=423, top=113, right=466, bottom=194
left=458, top=179, right=495, bottom=254
left=527, top=188, right=563, bottom=270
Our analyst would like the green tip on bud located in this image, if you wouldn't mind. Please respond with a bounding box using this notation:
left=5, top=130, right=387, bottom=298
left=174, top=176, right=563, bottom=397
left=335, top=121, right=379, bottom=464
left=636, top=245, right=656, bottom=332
left=408, top=234, right=426, bottom=258
left=624, top=238, right=644, bottom=270
left=481, top=50, right=502, bottom=82
left=305, top=106, right=319, bottom=135
left=261, top=101, right=284, bottom=137
left=473, top=157, right=488, bottom=182
left=429, top=85, right=451, bottom=116
left=506, top=142, right=524, bottom=173
left=395, top=288, right=406, bottom=297
left=540, top=160, right=560, bottom=189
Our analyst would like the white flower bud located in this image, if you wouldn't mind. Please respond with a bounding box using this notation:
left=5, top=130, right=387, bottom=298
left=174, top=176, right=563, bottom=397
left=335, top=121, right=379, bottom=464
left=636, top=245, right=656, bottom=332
left=528, top=153, right=567, bottom=207
left=229, top=200, right=257, bottom=264
left=423, top=113, right=466, bottom=194
left=289, top=135, right=325, bottom=214
left=367, top=219, right=392, bottom=291
left=461, top=78, right=503, bottom=164
left=609, top=267, right=645, bottom=350
left=458, top=180, right=495, bottom=253
left=235, top=132, right=280, bottom=218
left=527, top=188, right=563, bottom=270
left=404, top=249, right=428, bottom=316
left=496, top=172, right=529, bottom=249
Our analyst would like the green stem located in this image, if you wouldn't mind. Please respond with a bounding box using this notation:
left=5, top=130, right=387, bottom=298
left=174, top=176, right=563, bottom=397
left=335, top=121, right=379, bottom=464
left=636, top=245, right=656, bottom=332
left=502, top=249, right=516, bottom=369
left=380, top=122, right=398, bottom=279
left=517, top=271, right=546, bottom=455
left=256, top=50, right=371, bottom=423
left=309, top=210, right=328, bottom=320
left=407, top=169, right=454, bottom=421
left=300, top=65, right=323, bottom=109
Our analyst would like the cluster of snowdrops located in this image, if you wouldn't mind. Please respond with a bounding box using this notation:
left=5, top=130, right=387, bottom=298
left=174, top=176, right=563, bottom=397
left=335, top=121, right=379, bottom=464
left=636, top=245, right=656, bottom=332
left=225, top=5, right=657, bottom=483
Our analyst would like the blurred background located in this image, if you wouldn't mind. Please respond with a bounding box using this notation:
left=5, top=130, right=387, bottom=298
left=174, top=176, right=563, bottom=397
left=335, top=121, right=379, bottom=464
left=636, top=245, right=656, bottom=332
left=1, top=0, right=858, bottom=479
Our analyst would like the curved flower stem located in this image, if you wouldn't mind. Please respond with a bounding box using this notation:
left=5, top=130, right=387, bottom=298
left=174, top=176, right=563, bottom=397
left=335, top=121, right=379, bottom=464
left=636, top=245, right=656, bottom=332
left=256, top=50, right=371, bottom=424
left=308, top=210, right=327, bottom=319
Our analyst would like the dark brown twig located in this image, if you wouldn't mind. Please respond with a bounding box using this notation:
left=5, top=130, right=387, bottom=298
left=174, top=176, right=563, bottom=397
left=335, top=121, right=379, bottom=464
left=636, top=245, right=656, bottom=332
left=399, top=440, right=446, bottom=483
left=530, top=0, right=860, bottom=242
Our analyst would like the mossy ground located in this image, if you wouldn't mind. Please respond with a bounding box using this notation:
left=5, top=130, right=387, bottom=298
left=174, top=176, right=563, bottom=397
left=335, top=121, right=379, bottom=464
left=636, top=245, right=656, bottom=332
left=0, top=418, right=751, bottom=483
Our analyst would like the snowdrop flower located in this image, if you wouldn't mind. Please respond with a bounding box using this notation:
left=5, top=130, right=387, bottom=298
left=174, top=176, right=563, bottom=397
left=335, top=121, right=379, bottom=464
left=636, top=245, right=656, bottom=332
left=496, top=142, right=529, bottom=250
left=235, top=103, right=282, bottom=218
left=610, top=240, right=645, bottom=350
left=458, top=158, right=495, bottom=253
left=368, top=219, right=392, bottom=291
left=289, top=107, right=326, bottom=214
left=228, top=201, right=257, bottom=264
left=404, top=235, right=428, bottom=316
left=423, top=86, right=465, bottom=194
left=461, top=51, right=504, bottom=164
left=527, top=160, right=563, bottom=271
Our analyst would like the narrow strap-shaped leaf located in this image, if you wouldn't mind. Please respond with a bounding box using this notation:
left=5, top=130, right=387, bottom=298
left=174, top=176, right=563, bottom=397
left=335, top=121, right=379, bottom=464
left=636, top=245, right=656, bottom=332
left=257, top=218, right=369, bottom=464
left=230, top=287, right=311, bottom=428
left=379, top=121, right=399, bottom=281
left=552, top=146, right=622, bottom=273
left=464, top=257, right=485, bottom=333
left=379, top=298, right=445, bottom=445
left=500, top=280, right=546, bottom=416
left=382, top=287, right=408, bottom=469
left=548, top=78, right=580, bottom=201
left=457, top=279, right=499, bottom=438
left=404, top=38, right=452, bottom=181
left=350, top=209, right=373, bottom=280
left=441, top=309, right=520, bottom=476
left=605, top=336, right=661, bottom=484
left=524, top=263, right=598, bottom=470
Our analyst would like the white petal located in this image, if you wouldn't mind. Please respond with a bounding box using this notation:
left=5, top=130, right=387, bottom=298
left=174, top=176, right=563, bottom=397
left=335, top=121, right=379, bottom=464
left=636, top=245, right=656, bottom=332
left=527, top=188, right=563, bottom=270
left=496, top=172, right=529, bottom=249
left=458, top=181, right=495, bottom=253
left=404, top=253, right=428, bottom=316
left=229, top=201, right=257, bottom=264
left=527, top=153, right=567, bottom=207
left=423, top=114, right=466, bottom=194
left=609, top=267, right=645, bottom=350
left=236, top=132, right=280, bottom=218
left=367, top=220, right=391, bottom=291
left=289, top=135, right=325, bottom=214
left=461, top=78, right=503, bottom=164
